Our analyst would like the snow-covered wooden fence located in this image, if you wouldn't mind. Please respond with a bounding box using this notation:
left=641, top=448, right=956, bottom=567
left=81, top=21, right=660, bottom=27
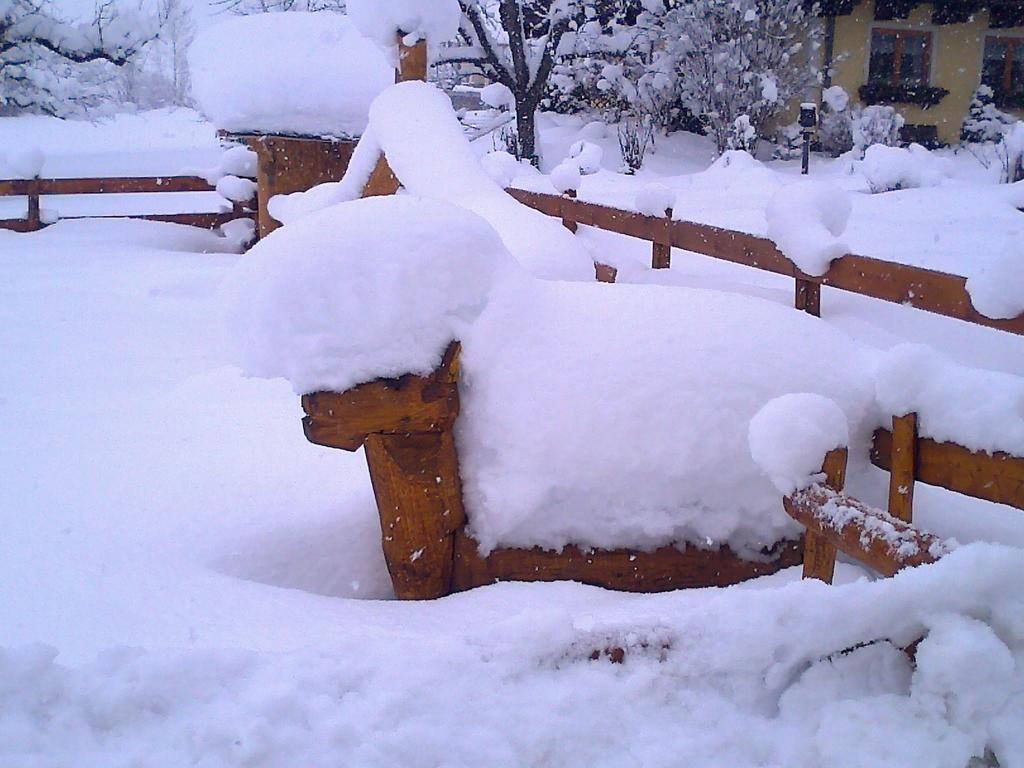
left=507, top=188, right=1024, bottom=337
left=0, top=175, right=254, bottom=232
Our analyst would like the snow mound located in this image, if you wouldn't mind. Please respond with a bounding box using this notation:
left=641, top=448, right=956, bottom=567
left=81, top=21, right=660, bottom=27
left=458, top=281, right=878, bottom=555
left=348, top=0, right=461, bottom=47
left=862, top=144, right=951, bottom=194
left=271, top=81, right=596, bottom=281
left=188, top=13, right=394, bottom=137
left=966, top=239, right=1024, bottom=320
left=224, top=195, right=517, bottom=394
left=766, top=180, right=851, bottom=276
left=749, top=393, right=849, bottom=495
left=567, top=139, right=603, bottom=174
left=636, top=182, right=675, bottom=216
left=550, top=162, right=581, bottom=194
left=875, top=343, right=1024, bottom=456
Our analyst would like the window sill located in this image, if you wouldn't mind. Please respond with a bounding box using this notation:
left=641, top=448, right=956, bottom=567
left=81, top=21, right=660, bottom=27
left=858, top=83, right=950, bottom=108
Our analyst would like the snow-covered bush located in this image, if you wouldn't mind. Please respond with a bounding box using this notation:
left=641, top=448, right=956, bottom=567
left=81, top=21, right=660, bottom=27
left=661, top=0, right=819, bottom=154
left=819, top=86, right=854, bottom=156
left=996, top=121, right=1024, bottom=184
left=765, top=180, right=851, bottom=275
left=617, top=115, right=654, bottom=174
left=774, top=122, right=803, bottom=161
left=862, top=143, right=952, bottom=193
left=960, top=85, right=1015, bottom=145
left=851, top=105, right=904, bottom=158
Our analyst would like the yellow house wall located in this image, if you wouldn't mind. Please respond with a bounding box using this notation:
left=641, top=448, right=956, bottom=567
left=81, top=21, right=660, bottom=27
left=829, top=0, right=1024, bottom=144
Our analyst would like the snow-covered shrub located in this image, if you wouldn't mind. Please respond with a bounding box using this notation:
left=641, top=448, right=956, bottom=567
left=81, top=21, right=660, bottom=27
left=567, top=140, right=603, bottom=175
left=862, top=143, right=951, bottom=193
left=996, top=121, right=1024, bottom=184
left=492, top=123, right=525, bottom=158
left=774, top=122, right=803, bottom=161
left=765, top=180, right=851, bottom=275
left=818, top=86, right=854, bottom=156
left=851, top=105, right=904, bottom=159
left=960, top=85, right=1015, bottom=144
left=728, top=114, right=757, bottom=153
left=617, top=115, right=654, bottom=174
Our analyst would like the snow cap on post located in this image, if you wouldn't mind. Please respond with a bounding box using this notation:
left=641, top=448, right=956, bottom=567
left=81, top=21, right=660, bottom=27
left=765, top=180, right=851, bottom=276
left=749, top=393, right=849, bottom=495
left=188, top=13, right=393, bottom=137
left=348, top=0, right=461, bottom=74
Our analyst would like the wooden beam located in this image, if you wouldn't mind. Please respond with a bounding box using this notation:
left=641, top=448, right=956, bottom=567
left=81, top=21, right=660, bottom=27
left=302, top=343, right=460, bottom=451
left=365, top=429, right=465, bottom=599
left=25, top=178, right=40, bottom=231
left=651, top=206, right=672, bottom=269
left=397, top=36, right=428, bottom=82
left=785, top=485, right=946, bottom=577
left=36, top=176, right=216, bottom=195
left=887, top=414, right=918, bottom=522
left=872, top=428, right=1024, bottom=511
left=451, top=532, right=803, bottom=592
left=795, top=277, right=821, bottom=316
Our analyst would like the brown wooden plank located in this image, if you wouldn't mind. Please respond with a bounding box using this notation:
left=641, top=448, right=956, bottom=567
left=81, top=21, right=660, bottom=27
left=560, top=190, right=578, bottom=233
left=802, top=447, right=847, bottom=583
left=0, top=218, right=38, bottom=233
left=397, top=37, right=427, bottom=82
left=37, top=176, right=217, bottom=195
left=594, top=263, right=618, bottom=283
left=451, top=531, right=803, bottom=593
left=505, top=187, right=561, bottom=217
left=362, top=156, right=401, bottom=199
left=302, top=343, right=460, bottom=451
left=785, top=485, right=945, bottom=577
left=0, top=179, right=30, bottom=195
left=795, top=277, right=821, bottom=316
left=365, top=429, right=466, bottom=599
left=872, top=428, right=1024, bottom=510
left=887, top=414, right=918, bottom=522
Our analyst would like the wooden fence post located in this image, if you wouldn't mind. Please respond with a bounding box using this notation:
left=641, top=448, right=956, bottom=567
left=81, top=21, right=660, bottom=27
left=651, top=206, right=672, bottom=269
left=561, top=189, right=578, bottom=233
left=397, top=35, right=427, bottom=82
left=887, top=413, right=918, bottom=523
left=795, top=277, right=821, bottom=317
left=801, top=446, right=847, bottom=583
left=26, top=176, right=41, bottom=231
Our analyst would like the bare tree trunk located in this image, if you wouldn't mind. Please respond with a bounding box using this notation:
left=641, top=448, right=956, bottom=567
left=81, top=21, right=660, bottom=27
left=515, top=96, right=538, bottom=165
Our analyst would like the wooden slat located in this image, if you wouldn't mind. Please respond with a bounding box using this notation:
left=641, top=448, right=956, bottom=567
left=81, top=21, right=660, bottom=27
left=802, top=446, right=847, bottom=583
left=887, top=414, right=918, bottom=522
left=451, top=531, right=803, bottom=593
left=872, top=428, right=1024, bottom=510
left=302, top=343, right=461, bottom=451
left=0, top=179, right=30, bottom=195
left=36, top=176, right=216, bottom=195
left=0, top=218, right=36, bottom=233
left=785, top=485, right=945, bottom=577
left=507, top=189, right=1024, bottom=337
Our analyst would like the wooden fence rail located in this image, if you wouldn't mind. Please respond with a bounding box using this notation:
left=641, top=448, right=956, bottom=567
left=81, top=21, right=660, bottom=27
left=0, top=175, right=253, bottom=232
left=507, top=188, right=1024, bottom=338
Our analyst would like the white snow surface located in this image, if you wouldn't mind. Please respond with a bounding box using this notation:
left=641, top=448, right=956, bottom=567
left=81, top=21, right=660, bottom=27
left=862, top=144, right=952, bottom=194
left=189, top=13, right=394, bottom=137
left=348, top=0, right=461, bottom=47
left=875, top=343, right=1024, bottom=456
left=271, top=82, right=596, bottom=281
left=635, top=182, right=675, bottom=216
left=967, top=238, right=1024, bottom=320
left=765, top=180, right=852, bottom=276
left=749, top=394, right=850, bottom=495
left=456, top=280, right=879, bottom=555
left=226, top=195, right=515, bottom=394
left=550, top=161, right=581, bottom=194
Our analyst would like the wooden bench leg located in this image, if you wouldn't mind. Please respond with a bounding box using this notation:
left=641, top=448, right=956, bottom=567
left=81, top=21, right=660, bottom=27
left=364, top=429, right=466, bottom=599
left=802, top=446, right=848, bottom=583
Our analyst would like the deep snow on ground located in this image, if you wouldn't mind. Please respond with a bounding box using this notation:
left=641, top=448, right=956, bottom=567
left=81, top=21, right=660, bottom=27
left=2, top=110, right=1024, bottom=766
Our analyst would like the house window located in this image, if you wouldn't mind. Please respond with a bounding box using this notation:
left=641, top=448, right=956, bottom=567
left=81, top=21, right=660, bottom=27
left=869, top=28, right=933, bottom=85
left=982, top=36, right=1024, bottom=104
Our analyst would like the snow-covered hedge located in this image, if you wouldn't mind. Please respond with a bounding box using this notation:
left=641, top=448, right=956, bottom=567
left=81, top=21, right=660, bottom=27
left=862, top=144, right=951, bottom=194
left=189, top=13, right=393, bottom=137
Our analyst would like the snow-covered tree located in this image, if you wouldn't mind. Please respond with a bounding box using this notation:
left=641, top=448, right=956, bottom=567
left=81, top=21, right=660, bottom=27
left=213, top=0, right=345, bottom=14
left=660, top=0, right=818, bottom=153
left=1, top=0, right=154, bottom=115
left=442, top=0, right=586, bottom=164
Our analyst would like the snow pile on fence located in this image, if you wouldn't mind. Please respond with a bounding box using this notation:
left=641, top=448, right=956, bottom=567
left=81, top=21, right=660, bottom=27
left=348, top=0, right=460, bottom=49
left=4, top=544, right=1023, bottom=767
left=456, top=280, right=879, bottom=555
left=967, top=239, right=1024, bottom=320
left=875, top=343, right=1024, bottom=456
left=766, top=180, right=852, bottom=275
left=224, top=195, right=515, bottom=394
left=748, top=393, right=849, bottom=494
left=270, top=81, right=596, bottom=281
left=189, top=13, right=393, bottom=137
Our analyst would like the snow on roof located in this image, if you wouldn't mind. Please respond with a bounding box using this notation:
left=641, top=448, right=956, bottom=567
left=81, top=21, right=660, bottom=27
left=188, top=13, right=394, bottom=138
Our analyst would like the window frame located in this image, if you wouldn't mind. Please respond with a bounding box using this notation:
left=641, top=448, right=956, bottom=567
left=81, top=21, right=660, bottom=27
left=982, top=34, right=1024, bottom=100
left=868, top=26, right=935, bottom=87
